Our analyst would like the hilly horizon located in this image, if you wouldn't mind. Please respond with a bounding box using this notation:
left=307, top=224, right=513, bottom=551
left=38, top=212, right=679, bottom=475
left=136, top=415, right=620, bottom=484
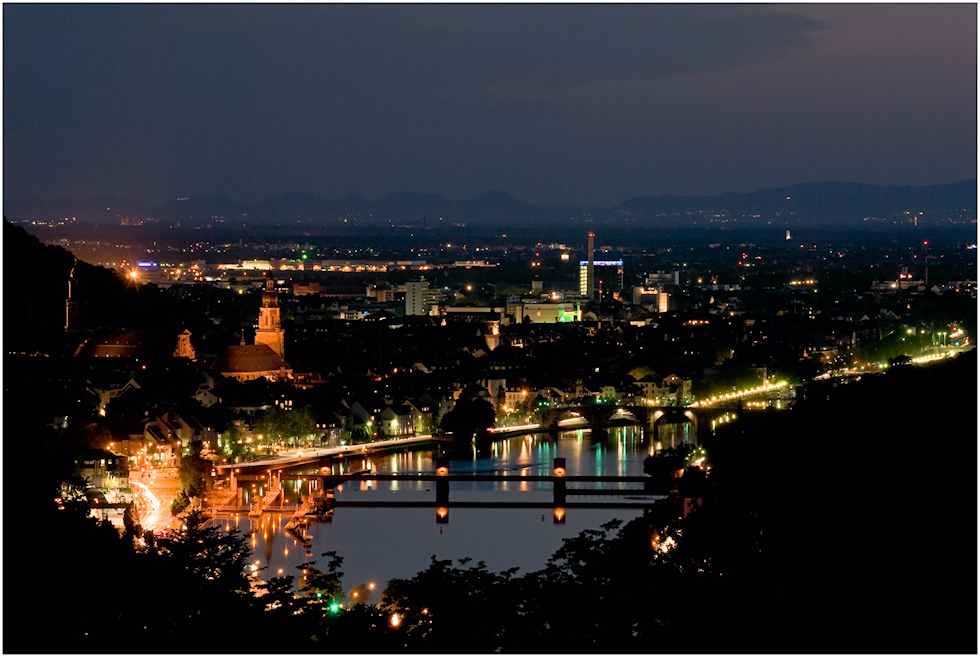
left=5, top=179, right=976, bottom=229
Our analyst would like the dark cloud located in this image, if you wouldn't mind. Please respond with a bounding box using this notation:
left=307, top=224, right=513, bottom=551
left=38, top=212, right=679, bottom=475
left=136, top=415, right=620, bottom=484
left=3, top=4, right=975, bottom=206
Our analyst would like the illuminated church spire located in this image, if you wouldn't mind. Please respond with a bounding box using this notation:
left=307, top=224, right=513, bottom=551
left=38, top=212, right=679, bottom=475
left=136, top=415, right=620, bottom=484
left=254, top=272, right=285, bottom=357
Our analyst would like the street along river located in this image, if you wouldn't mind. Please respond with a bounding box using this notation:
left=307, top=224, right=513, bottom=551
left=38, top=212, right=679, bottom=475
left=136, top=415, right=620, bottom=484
left=217, top=424, right=692, bottom=595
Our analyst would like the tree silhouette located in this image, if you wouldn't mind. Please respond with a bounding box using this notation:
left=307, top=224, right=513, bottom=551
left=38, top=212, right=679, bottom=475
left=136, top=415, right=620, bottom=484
left=440, top=396, right=496, bottom=439
left=178, top=439, right=210, bottom=498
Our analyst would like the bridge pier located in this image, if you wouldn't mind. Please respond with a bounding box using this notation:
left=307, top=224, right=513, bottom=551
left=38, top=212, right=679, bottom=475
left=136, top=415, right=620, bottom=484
left=553, top=457, right=566, bottom=507
left=430, top=457, right=570, bottom=523
left=435, top=457, right=449, bottom=507
left=435, top=457, right=449, bottom=523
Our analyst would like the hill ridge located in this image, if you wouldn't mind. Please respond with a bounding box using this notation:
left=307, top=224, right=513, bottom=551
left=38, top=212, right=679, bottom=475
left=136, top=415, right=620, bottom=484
left=5, top=179, right=975, bottom=228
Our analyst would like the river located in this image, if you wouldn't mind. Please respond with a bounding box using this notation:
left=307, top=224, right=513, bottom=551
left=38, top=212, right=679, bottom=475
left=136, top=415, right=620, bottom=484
left=218, top=423, right=693, bottom=597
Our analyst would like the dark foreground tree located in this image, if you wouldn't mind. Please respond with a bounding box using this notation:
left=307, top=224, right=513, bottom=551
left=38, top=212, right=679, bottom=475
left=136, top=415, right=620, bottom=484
left=380, top=556, right=521, bottom=652
left=177, top=439, right=211, bottom=499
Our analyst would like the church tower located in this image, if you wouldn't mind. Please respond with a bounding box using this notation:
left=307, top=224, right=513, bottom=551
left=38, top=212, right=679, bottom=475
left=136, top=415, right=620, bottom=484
left=174, top=329, right=197, bottom=360
left=66, top=257, right=83, bottom=332
left=254, top=273, right=285, bottom=357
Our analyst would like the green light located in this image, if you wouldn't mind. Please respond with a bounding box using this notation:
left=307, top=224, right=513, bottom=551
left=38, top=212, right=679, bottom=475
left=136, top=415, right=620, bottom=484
left=329, top=602, right=341, bottom=613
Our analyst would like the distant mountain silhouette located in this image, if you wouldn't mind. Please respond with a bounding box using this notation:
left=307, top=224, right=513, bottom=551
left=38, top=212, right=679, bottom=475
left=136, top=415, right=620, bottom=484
left=454, top=190, right=588, bottom=224
left=615, top=180, right=977, bottom=224
left=154, top=196, right=244, bottom=226
left=8, top=195, right=154, bottom=223
left=252, top=193, right=348, bottom=223
left=5, top=180, right=975, bottom=228
left=372, top=191, right=456, bottom=221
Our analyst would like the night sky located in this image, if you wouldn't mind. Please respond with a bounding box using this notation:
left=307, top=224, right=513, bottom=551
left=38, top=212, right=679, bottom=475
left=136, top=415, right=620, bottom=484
left=4, top=3, right=976, bottom=207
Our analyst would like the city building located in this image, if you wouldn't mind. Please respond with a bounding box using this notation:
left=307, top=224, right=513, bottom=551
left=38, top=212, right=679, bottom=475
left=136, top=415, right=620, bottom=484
left=632, top=286, right=670, bottom=312
left=293, top=282, right=324, bottom=296
left=74, top=448, right=130, bottom=490
left=405, top=280, right=431, bottom=316
left=378, top=404, right=415, bottom=438
left=73, top=329, right=160, bottom=359
left=871, top=279, right=926, bottom=293
left=582, top=232, right=595, bottom=299
left=366, top=284, right=393, bottom=302
left=441, top=306, right=509, bottom=323
left=522, top=301, right=582, bottom=323
left=644, top=270, right=680, bottom=288
left=633, top=270, right=679, bottom=312
left=580, top=258, right=623, bottom=298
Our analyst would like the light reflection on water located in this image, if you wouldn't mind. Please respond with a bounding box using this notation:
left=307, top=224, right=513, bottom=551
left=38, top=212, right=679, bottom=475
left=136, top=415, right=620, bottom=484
left=222, top=425, right=690, bottom=592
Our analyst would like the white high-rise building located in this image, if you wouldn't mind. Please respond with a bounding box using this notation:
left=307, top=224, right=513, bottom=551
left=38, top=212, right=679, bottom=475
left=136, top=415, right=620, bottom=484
left=405, top=280, right=430, bottom=316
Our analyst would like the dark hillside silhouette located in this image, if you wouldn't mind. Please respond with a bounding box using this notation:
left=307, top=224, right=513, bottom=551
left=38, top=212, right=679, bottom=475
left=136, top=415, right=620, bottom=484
left=4, top=220, right=210, bottom=356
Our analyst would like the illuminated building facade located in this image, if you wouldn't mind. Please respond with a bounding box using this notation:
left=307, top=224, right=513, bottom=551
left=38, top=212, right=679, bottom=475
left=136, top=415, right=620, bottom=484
left=522, top=301, right=582, bottom=323
left=580, top=259, right=624, bottom=298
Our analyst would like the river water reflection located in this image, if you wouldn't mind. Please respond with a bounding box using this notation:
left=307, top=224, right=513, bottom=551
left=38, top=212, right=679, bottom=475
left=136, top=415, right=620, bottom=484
left=221, top=424, right=691, bottom=593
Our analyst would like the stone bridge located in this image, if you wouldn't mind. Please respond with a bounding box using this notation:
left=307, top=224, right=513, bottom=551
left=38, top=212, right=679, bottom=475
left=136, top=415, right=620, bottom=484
left=538, top=403, right=739, bottom=442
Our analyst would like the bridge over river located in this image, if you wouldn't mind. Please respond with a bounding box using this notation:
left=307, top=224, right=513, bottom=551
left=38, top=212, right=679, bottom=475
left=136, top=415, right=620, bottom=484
left=532, top=381, right=793, bottom=438
left=536, top=403, right=737, bottom=440
left=210, top=453, right=705, bottom=527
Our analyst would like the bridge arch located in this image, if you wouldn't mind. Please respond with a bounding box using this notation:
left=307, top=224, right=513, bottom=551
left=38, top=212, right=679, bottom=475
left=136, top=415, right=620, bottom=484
left=650, top=408, right=698, bottom=446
